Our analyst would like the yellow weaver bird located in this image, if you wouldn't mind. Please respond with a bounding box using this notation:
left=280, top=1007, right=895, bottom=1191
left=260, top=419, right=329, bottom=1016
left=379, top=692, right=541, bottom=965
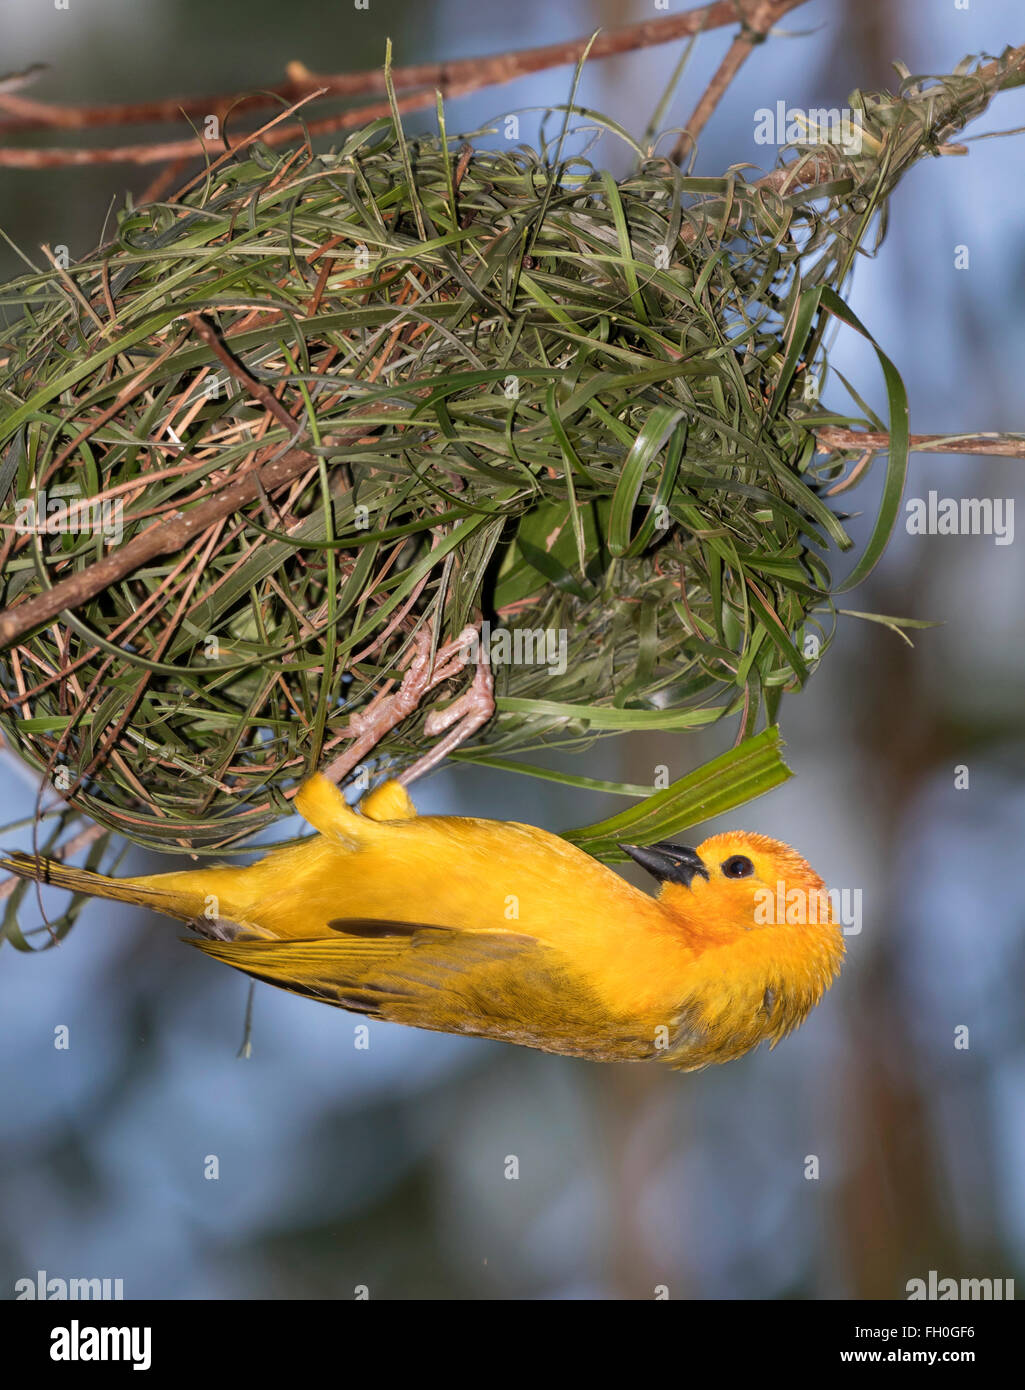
left=1, top=776, right=844, bottom=1070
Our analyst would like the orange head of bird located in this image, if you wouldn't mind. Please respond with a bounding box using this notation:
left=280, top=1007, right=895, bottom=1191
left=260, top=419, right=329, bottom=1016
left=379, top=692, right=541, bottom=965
left=620, top=830, right=840, bottom=941
left=619, top=830, right=846, bottom=1063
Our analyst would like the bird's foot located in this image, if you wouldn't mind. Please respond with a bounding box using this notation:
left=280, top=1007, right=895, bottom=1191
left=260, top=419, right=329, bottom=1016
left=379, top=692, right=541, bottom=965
left=397, top=654, right=495, bottom=786
left=322, top=621, right=494, bottom=786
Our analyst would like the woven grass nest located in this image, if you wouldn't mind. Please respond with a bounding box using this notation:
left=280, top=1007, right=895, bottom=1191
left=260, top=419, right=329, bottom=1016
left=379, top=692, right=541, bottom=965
left=4, top=72, right=988, bottom=852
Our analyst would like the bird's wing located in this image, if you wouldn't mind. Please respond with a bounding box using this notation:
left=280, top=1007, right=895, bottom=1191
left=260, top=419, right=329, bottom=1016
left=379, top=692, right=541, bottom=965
left=191, top=918, right=655, bottom=1062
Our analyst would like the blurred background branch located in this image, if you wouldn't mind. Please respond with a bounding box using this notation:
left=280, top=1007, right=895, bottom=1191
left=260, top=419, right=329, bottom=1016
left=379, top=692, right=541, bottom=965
left=0, top=3, right=808, bottom=169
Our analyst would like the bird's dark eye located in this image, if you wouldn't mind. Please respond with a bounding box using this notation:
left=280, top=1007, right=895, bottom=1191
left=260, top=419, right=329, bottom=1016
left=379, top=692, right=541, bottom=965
left=721, top=855, right=754, bottom=879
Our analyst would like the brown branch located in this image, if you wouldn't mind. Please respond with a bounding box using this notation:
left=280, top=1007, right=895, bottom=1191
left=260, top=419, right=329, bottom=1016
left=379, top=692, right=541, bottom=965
left=0, top=84, right=329, bottom=170
left=185, top=313, right=298, bottom=433
left=816, top=428, right=1025, bottom=459
left=0, top=403, right=400, bottom=651
left=0, top=88, right=429, bottom=169
left=671, top=0, right=808, bottom=163
left=0, top=3, right=825, bottom=171
left=0, top=3, right=798, bottom=139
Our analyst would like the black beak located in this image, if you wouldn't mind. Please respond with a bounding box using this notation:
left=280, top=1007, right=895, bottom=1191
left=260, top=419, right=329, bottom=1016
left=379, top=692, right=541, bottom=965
left=619, top=841, right=709, bottom=888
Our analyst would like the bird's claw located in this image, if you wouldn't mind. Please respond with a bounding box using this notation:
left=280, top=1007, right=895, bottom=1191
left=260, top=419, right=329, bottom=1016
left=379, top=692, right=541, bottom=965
left=321, top=620, right=494, bottom=786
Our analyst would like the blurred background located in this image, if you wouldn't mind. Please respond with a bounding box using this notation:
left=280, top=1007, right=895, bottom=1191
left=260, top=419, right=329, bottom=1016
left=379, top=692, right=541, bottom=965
left=2, top=0, right=1024, bottom=1299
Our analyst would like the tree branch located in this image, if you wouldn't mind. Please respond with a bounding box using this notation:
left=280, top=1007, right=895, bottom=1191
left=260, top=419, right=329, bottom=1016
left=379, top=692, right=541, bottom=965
left=671, top=0, right=808, bottom=163
left=0, top=3, right=809, bottom=169
left=816, top=428, right=1025, bottom=459
left=0, top=401, right=401, bottom=651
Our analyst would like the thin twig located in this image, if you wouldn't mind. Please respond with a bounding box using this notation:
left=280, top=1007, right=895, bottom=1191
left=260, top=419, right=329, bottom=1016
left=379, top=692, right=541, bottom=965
left=816, top=428, right=1025, bottom=460
left=185, top=313, right=298, bottom=433
left=671, top=0, right=808, bottom=162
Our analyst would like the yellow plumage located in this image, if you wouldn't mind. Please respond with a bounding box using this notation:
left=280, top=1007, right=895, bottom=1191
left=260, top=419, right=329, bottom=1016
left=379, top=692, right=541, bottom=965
left=1, top=775, right=845, bottom=1069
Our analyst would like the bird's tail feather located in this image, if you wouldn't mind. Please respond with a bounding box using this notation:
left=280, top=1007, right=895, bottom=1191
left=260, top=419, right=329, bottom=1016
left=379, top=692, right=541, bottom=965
left=0, top=851, right=204, bottom=922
